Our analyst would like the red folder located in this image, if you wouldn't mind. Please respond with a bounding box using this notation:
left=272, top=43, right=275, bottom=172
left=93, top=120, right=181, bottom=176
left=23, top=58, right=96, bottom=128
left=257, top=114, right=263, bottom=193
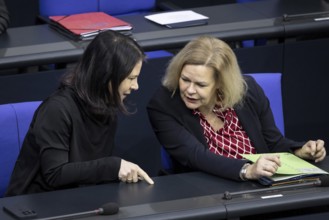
left=49, top=12, right=132, bottom=39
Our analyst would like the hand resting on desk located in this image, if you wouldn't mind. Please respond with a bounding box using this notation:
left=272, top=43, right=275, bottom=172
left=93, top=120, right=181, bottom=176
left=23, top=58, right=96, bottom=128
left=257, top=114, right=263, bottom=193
left=294, top=139, right=326, bottom=163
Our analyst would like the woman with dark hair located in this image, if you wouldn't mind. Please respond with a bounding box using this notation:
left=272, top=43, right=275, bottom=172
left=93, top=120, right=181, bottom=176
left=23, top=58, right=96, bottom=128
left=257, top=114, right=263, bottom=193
left=5, top=30, right=153, bottom=197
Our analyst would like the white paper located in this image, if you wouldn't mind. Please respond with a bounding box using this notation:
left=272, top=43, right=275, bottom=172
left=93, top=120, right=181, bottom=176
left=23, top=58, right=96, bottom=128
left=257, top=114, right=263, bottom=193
left=145, top=10, right=209, bottom=25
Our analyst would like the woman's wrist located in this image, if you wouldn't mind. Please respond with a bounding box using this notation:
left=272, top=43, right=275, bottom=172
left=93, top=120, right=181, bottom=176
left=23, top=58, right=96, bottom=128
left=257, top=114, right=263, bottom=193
left=293, top=148, right=302, bottom=158
left=239, top=163, right=250, bottom=181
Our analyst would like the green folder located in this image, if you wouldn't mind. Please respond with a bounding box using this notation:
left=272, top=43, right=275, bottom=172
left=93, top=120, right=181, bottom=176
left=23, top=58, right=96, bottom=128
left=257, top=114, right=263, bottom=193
left=242, top=152, right=328, bottom=185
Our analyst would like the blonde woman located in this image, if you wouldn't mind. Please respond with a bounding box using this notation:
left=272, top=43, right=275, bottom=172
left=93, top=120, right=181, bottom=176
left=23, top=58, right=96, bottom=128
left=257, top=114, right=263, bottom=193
left=147, top=36, right=326, bottom=181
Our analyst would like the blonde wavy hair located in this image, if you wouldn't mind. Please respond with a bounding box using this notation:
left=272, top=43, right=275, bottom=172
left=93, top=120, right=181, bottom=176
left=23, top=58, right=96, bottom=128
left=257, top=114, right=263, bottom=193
left=162, top=35, right=247, bottom=109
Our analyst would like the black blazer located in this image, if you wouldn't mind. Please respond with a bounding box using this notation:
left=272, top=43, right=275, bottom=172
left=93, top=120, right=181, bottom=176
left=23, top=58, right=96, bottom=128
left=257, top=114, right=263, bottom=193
left=147, top=75, right=304, bottom=181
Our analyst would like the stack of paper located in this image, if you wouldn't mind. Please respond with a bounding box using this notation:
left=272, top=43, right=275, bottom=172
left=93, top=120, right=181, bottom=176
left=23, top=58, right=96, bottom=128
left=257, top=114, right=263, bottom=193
left=49, top=12, right=133, bottom=41
left=145, top=10, right=209, bottom=28
left=242, top=152, right=328, bottom=186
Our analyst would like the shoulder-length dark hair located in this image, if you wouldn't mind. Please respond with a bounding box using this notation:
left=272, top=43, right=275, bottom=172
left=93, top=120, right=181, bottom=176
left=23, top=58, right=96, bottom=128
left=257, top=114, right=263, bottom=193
left=61, top=30, right=145, bottom=118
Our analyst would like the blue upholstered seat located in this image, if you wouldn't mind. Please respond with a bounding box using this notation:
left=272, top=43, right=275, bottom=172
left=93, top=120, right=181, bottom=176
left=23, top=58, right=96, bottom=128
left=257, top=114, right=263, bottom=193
left=0, top=101, right=41, bottom=197
left=39, top=0, right=156, bottom=16
left=161, top=73, right=284, bottom=173
left=99, top=0, right=156, bottom=15
left=247, top=73, right=284, bottom=134
left=39, top=0, right=98, bottom=16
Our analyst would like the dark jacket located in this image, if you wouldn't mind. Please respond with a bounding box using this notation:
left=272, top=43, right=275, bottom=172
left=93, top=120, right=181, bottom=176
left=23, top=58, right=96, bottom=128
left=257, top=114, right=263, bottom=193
left=5, top=87, right=121, bottom=196
left=147, top=75, right=304, bottom=181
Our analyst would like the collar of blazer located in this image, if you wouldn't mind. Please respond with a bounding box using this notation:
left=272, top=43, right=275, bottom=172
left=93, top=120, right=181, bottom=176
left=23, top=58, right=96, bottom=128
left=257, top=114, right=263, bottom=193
left=171, top=85, right=270, bottom=154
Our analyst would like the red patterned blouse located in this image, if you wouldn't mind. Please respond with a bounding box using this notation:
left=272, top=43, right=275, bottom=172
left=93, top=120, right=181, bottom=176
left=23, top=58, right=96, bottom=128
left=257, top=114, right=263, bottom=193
left=193, top=107, right=256, bottom=159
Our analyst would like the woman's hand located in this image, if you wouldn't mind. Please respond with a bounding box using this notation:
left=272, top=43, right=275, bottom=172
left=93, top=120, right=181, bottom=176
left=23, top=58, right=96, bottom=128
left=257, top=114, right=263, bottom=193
left=245, top=154, right=281, bottom=180
left=118, top=159, right=154, bottom=185
left=294, top=140, right=326, bottom=163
